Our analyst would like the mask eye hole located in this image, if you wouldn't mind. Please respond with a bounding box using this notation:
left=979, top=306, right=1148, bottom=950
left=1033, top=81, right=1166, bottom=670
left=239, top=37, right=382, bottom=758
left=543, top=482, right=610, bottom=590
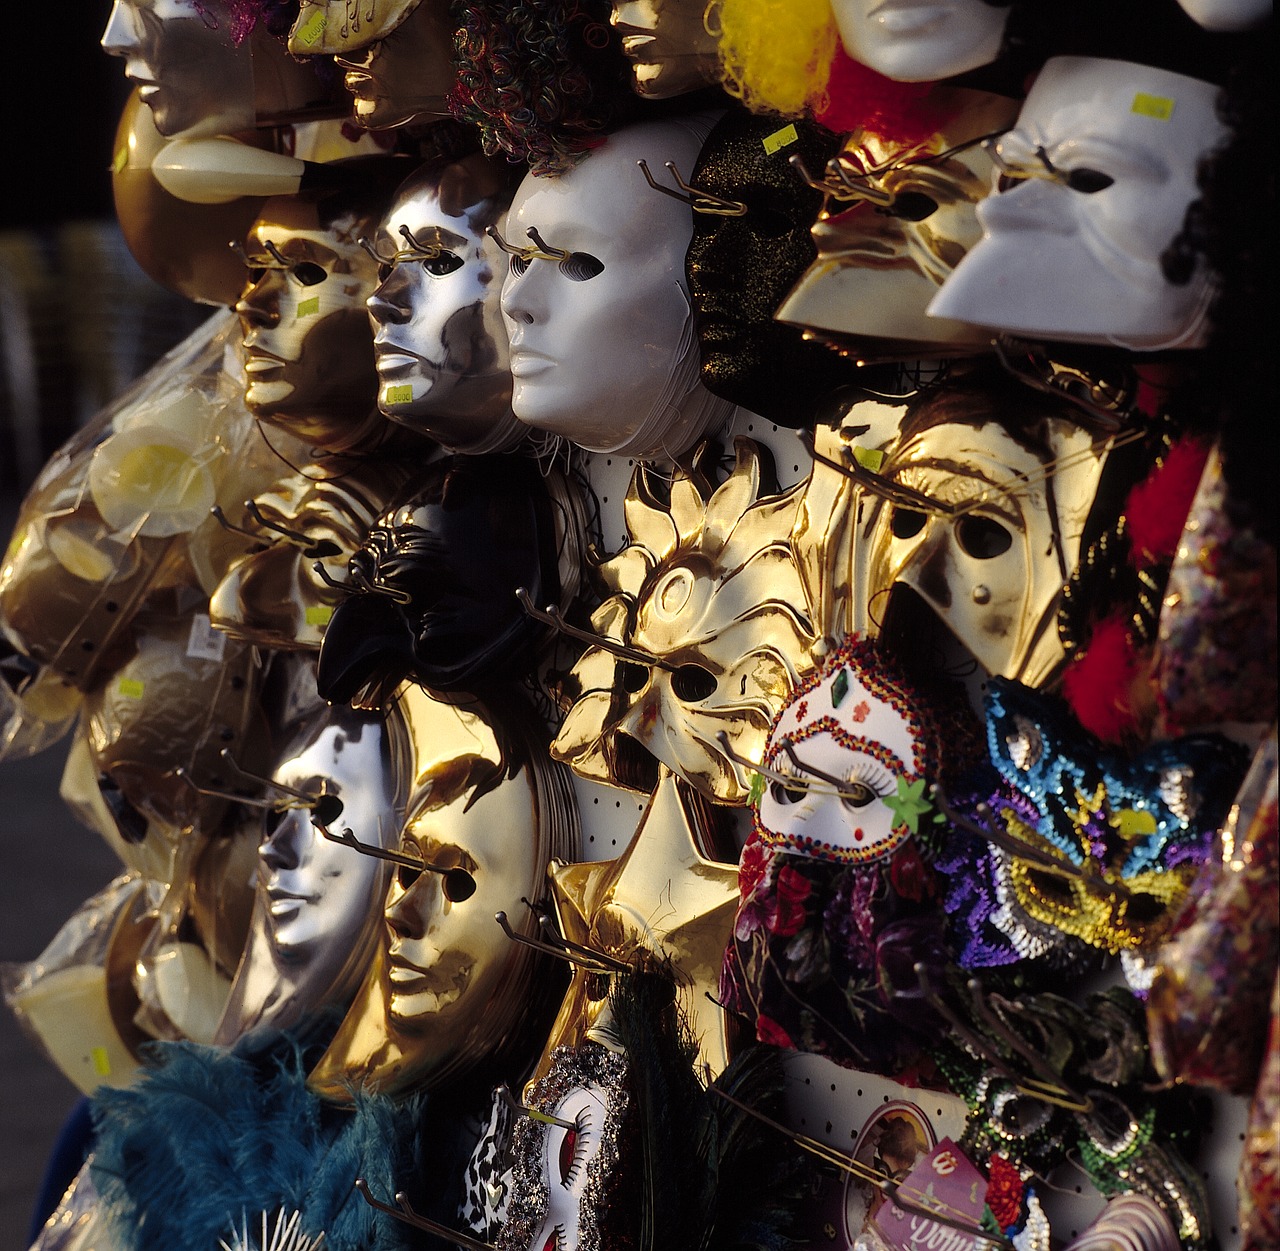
left=423, top=252, right=464, bottom=277
left=292, top=261, right=328, bottom=286
left=841, top=781, right=877, bottom=809
left=509, top=254, right=530, bottom=277
left=769, top=779, right=808, bottom=806
left=890, top=508, right=927, bottom=540
left=247, top=266, right=266, bottom=283
left=1066, top=168, right=1113, bottom=194
left=558, top=252, right=604, bottom=282
left=883, top=191, right=938, bottom=222
left=396, top=863, right=422, bottom=891
left=956, top=515, right=1013, bottom=560
left=557, top=1127, right=578, bottom=1183
left=617, top=661, right=649, bottom=693
left=671, top=664, right=717, bottom=702
left=442, top=868, right=476, bottom=902
left=264, top=808, right=285, bottom=835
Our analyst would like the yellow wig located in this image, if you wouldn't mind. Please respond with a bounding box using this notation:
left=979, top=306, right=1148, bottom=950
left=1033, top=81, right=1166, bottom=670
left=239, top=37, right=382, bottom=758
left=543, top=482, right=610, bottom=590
left=708, top=0, right=839, bottom=118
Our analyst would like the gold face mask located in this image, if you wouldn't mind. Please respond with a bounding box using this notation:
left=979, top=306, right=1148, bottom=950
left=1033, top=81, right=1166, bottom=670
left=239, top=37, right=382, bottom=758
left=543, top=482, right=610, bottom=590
left=609, top=0, right=723, bottom=99
left=291, top=0, right=456, bottom=129
left=858, top=375, right=1114, bottom=688
left=777, top=88, right=1018, bottom=359
left=309, top=685, right=578, bottom=1101
left=235, top=195, right=384, bottom=450
left=209, top=460, right=418, bottom=652
left=550, top=439, right=818, bottom=806
left=85, top=610, right=270, bottom=835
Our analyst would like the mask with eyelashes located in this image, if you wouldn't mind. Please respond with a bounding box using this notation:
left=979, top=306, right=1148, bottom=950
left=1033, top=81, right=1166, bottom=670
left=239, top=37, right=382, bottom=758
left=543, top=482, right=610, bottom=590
left=720, top=634, right=984, bottom=1074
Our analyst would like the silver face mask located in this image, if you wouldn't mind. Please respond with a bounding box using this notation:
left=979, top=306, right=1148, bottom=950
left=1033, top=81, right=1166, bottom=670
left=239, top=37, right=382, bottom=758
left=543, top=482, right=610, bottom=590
left=214, top=710, right=396, bottom=1044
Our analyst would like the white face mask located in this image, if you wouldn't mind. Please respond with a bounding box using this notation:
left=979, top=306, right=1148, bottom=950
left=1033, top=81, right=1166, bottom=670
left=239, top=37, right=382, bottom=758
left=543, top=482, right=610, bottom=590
left=829, top=0, right=1008, bottom=83
left=928, top=57, right=1229, bottom=350
left=499, top=117, right=735, bottom=458
left=1176, top=0, right=1271, bottom=30
left=367, top=171, right=521, bottom=453
left=102, top=0, right=255, bottom=138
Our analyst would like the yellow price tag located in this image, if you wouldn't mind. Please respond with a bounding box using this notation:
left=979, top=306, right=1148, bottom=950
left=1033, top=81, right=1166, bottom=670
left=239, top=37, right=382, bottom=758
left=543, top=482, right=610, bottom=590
left=384, top=383, right=414, bottom=405
left=1111, top=808, right=1158, bottom=839
left=117, top=678, right=145, bottom=700
left=296, top=8, right=328, bottom=46
left=1131, top=93, right=1174, bottom=121
left=296, top=296, right=321, bottom=319
left=762, top=123, right=799, bottom=156
left=305, top=605, right=334, bottom=627
left=852, top=445, right=885, bottom=473
left=91, top=1047, right=112, bottom=1077
left=111, top=146, right=129, bottom=175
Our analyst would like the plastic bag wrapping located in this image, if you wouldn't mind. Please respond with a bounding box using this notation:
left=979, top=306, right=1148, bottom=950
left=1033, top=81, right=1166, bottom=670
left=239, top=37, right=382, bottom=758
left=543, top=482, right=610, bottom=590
left=83, top=599, right=270, bottom=835
left=2, top=875, right=159, bottom=1095
left=130, top=815, right=260, bottom=1045
left=0, top=307, right=312, bottom=715
left=0, top=669, right=82, bottom=762
left=1146, top=727, right=1278, bottom=1093
left=1237, top=972, right=1279, bottom=1251
left=27, top=1163, right=105, bottom=1251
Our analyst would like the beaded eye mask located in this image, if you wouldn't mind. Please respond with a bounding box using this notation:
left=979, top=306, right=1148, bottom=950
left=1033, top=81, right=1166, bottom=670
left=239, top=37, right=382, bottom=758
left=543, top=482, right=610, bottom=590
left=751, top=634, right=950, bottom=865
left=940, top=678, right=1249, bottom=971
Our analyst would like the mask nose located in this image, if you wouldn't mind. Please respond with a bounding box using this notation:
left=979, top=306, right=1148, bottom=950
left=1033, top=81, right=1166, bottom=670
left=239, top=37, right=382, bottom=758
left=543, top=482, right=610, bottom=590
left=385, top=865, right=438, bottom=939
left=979, top=175, right=1075, bottom=238
left=259, top=808, right=304, bottom=872
left=101, top=1, right=138, bottom=56
left=367, top=266, right=412, bottom=326
left=236, top=278, right=282, bottom=328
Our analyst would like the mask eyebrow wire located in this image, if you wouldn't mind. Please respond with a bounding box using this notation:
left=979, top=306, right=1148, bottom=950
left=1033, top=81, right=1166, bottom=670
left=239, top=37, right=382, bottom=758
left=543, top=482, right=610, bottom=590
left=708, top=1086, right=1015, bottom=1248
left=498, top=1083, right=579, bottom=1132
left=636, top=159, right=748, bottom=217
left=515, top=587, right=677, bottom=672
left=354, top=1179, right=495, bottom=1251
left=493, top=909, right=629, bottom=975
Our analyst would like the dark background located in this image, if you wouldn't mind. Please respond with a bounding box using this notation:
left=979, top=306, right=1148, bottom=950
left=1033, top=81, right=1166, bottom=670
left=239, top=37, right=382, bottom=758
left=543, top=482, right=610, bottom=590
left=1, top=9, right=197, bottom=1246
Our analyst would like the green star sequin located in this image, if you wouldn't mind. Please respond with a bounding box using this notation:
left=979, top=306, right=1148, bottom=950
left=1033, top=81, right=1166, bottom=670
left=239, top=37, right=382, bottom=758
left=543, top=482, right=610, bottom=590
left=881, top=776, right=941, bottom=834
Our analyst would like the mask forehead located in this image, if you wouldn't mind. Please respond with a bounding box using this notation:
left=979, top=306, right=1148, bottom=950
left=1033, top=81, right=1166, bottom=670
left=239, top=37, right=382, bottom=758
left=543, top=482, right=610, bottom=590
left=288, top=0, right=423, bottom=54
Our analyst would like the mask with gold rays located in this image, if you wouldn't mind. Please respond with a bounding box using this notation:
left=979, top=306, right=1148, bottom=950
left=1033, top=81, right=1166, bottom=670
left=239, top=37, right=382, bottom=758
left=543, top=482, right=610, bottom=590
left=208, top=459, right=418, bottom=652
left=776, top=87, right=1018, bottom=360
left=551, top=438, right=818, bottom=805
left=857, top=366, right=1116, bottom=689
left=938, top=678, right=1249, bottom=972
left=308, top=683, right=578, bottom=1102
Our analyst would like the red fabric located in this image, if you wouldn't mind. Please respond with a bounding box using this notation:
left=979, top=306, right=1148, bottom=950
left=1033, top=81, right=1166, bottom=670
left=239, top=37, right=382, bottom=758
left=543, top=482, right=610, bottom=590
left=1063, top=613, right=1144, bottom=743
left=816, top=46, right=948, bottom=143
left=1125, top=437, right=1211, bottom=567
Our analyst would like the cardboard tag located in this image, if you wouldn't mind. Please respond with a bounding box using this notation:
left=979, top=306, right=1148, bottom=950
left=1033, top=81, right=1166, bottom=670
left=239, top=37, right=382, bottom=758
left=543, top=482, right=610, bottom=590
left=874, top=1138, right=988, bottom=1251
